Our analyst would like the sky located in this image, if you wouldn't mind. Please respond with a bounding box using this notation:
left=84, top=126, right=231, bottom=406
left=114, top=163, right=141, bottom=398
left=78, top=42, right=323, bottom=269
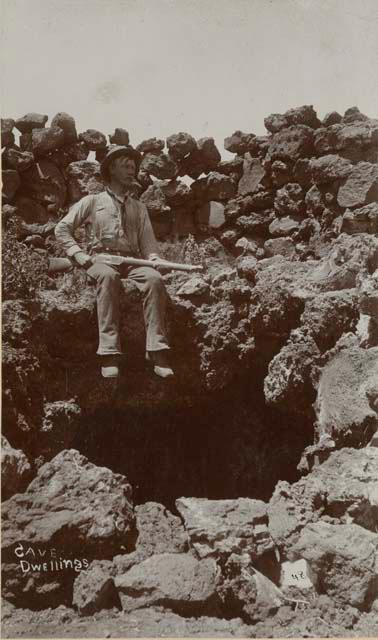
left=1, top=0, right=378, bottom=159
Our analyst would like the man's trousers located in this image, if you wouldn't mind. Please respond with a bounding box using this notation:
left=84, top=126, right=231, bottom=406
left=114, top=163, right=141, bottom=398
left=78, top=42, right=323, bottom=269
left=86, top=262, right=170, bottom=356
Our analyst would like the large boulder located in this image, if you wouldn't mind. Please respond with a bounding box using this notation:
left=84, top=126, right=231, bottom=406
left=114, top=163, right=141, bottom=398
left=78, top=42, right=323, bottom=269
left=314, top=119, right=378, bottom=161
left=66, top=160, right=104, bottom=203
left=310, top=154, right=353, bottom=185
left=274, top=183, right=306, bottom=217
left=1, top=436, right=32, bottom=500
left=72, top=563, right=121, bottom=615
left=31, top=126, right=65, bottom=157
left=2, top=148, right=34, bottom=172
left=2, top=449, right=135, bottom=558
left=166, top=132, right=197, bottom=160
left=293, top=522, right=378, bottom=609
left=315, top=340, right=378, bottom=446
left=109, top=128, right=130, bottom=146
left=132, top=502, right=189, bottom=557
left=175, top=498, right=273, bottom=560
left=265, top=105, right=320, bottom=133
left=139, top=152, right=178, bottom=180
left=114, top=552, right=220, bottom=614
left=20, top=159, right=67, bottom=210
left=50, top=112, right=77, bottom=144
left=136, top=136, right=164, bottom=153
left=78, top=129, right=107, bottom=150
left=237, top=156, right=266, bottom=197
left=341, top=202, right=378, bottom=235
left=268, top=447, right=378, bottom=555
left=337, top=162, right=378, bottom=209
left=266, top=125, right=314, bottom=163
left=224, top=130, right=255, bottom=155
left=15, top=113, right=48, bottom=134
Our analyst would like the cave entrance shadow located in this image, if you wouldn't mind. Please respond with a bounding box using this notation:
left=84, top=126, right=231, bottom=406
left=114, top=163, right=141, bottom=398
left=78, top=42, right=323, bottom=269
left=72, top=372, right=314, bottom=513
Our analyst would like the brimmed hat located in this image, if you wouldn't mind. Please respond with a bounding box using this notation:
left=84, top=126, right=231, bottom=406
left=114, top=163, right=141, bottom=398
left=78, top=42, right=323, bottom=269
left=100, top=145, right=142, bottom=182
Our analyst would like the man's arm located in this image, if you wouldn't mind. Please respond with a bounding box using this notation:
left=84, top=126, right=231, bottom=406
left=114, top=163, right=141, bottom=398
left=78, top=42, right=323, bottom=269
left=55, top=195, right=94, bottom=266
left=137, top=203, right=160, bottom=260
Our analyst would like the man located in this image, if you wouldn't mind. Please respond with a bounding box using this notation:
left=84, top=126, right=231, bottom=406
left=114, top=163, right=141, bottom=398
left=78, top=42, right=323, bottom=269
left=55, top=145, right=173, bottom=379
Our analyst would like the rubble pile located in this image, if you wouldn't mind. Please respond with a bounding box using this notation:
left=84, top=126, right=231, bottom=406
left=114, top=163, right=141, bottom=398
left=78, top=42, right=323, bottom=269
left=1, top=105, right=378, bottom=638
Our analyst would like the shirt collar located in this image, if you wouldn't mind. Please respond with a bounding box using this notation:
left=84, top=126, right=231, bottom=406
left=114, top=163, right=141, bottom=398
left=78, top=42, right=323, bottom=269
left=106, top=187, right=129, bottom=205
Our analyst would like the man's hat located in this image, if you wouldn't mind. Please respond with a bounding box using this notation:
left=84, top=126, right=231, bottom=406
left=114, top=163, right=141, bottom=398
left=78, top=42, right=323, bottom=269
left=100, top=145, right=142, bottom=182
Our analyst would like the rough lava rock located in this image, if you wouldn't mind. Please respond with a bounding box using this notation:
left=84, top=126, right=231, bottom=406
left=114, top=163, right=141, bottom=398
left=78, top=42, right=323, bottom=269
left=78, top=129, right=107, bottom=151
left=50, top=112, right=78, bottom=144
left=15, top=113, right=48, bottom=134
left=337, top=162, right=378, bottom=209
left=1, top=436, right=32, bottom=500
left=66, top=161, right=104, bottom=203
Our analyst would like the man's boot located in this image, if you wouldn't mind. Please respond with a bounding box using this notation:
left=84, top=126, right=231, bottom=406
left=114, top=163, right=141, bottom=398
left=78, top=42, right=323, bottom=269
left=146, top=350, right=174, bottom=378
left=101, top=355, right=120, bottom=378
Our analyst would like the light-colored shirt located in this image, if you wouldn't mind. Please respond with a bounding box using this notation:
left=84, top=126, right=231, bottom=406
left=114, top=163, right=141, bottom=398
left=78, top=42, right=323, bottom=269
left=55, top=189, right=159, bottom=259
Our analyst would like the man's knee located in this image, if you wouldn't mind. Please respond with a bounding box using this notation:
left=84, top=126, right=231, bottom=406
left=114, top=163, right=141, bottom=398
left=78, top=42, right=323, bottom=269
left=145, top=268, right=164, bottom=289
left=88, top=263, right=120, bottom=286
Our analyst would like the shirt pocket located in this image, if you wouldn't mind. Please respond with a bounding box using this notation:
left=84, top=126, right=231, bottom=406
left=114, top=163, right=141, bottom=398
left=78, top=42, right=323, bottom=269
left=94, top=206, right=120, bottom=247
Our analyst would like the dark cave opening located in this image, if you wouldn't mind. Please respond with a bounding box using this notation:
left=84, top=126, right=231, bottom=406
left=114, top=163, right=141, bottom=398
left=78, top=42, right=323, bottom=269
left=72, top=370, right=315, bottom=512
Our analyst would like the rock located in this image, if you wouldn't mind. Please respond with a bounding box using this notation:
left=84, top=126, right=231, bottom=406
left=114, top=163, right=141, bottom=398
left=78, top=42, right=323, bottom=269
left=274, top=183, right=305, bottom=217
left=166, top=132, right=197, bottom=160
left=109, top=128, right=130, bottom=146
left=235, top=236, right=259, bottom=256
left=265, top=105, right=320, bottom=133
left=73, top=563, right=121, bottom=615
left=343, top=106, right=369, bottom=124
left=177, top=277, right=209, bottom=298
left=197, top=137, right=221, bottom=167
left=46, top=141, right=89, bottom=169
left=1, top=436, right=32, bottom=500
left=204, top=172, right=237, bottom=202
left=341, top=202, right=378, bottom=235
left=2, top=449, right=135, bottom=557
left=2, top=204, right=17, bottom=224
left=293, top=522, right=378, bottom=609
left=236, top=256, right=258, bottom=282
left=133, top=502, right=188, bottom=556
left=20, top=159, right=67, bottom=210
left=1, top=118, right=15, bottom=146
left=264, top=329, right=320, bottom=409
left=269, top=216, right=300, bottom=237
left=136, top=137, right=164, bottom=153
left=264, top=237, right=295, bottom=258
left=13, top=196, right=49, bottom=223
left=300, top=289, right=359, bottom=351
left=268, top=447, right=378, bottom=555
left=2, top=148, right=34, bottom=172
left=315, top=342, right=378, bottom=446
left=78, top=129, right=107, bottom=150
left=236, top=211, right=274, bottom=235
left=220, top=229, right=240, bottom=249
left=216, top=157, right=244, bottom=176
left=66, top=160, right=104, bottom=203
left=19, top=132, right=32, bottom=151
left=305, top=184, right=326, bottom=217
left=139, top=152, right=177, bottom=180
left=15, top=113, right=48, bottom=134
left=2, top=170, right=20, bottom=202
left=218, top=554, right=283, bottom=622
left=264, top=113, right=288, bottom=134
left=337, top=162, right=378, bottom=209
left=140, top=184, right=170, bottom=215
left=293, top=157, right=312, bottom=187
left=314, top=120, right=378, bottom=161
left=266, top=125, right=314, bottom=164
left=238, top=155, right=266, bottom=196
left=39, top=400, right=82, bottom=460
left=224, top=130, right=255, bottom=155
left=50, top=112, right=77, bottom=144
left=310, top=154, right=352, bottom=184
left=31, top=126, right=65, bottom=157
left=322, top=111, right=343, bottom=127
left=270, top=160, right=292, bottom=187
left=196, top=202, right=226, bottom=229
left=175, top=498, right=272, bottom=560
left=114, top=553, right=220, bottom=614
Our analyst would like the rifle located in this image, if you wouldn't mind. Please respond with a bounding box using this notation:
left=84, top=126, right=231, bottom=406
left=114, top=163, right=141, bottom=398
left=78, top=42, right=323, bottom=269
left=93, top=253, right=204, bottom=273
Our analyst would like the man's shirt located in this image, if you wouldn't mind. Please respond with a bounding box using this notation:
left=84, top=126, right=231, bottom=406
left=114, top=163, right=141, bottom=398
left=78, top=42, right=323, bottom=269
left=55, top=189, right=159, bottom=259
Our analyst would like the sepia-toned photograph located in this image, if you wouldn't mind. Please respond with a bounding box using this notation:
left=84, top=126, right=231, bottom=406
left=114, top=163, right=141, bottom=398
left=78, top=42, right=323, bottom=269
left=1, top=0, right=378, bottom=638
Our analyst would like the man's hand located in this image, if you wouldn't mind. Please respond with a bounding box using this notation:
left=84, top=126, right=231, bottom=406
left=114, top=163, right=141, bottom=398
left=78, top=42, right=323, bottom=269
left=148, top=253, right=170, bottom=273
left=73, top=251, right=93, bottom=268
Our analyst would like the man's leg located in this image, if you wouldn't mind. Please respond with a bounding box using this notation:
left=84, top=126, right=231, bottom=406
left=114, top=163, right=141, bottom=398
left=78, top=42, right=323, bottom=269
left=86, top=262, right=122, bottom=357
left=126, top=266, right=170, bottom=353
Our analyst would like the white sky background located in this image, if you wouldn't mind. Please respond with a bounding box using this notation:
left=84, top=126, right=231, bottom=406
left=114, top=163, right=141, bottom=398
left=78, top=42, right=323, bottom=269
left=1, top=0, right=378, bottom=159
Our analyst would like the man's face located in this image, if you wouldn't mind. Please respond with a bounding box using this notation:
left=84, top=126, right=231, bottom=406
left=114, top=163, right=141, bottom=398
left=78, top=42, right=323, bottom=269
left=109, top=155, right=136, bottom=186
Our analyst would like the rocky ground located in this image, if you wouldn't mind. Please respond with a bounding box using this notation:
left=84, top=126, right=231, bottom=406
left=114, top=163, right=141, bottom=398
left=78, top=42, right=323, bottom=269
left=1, top=105, right=378, bottom=638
